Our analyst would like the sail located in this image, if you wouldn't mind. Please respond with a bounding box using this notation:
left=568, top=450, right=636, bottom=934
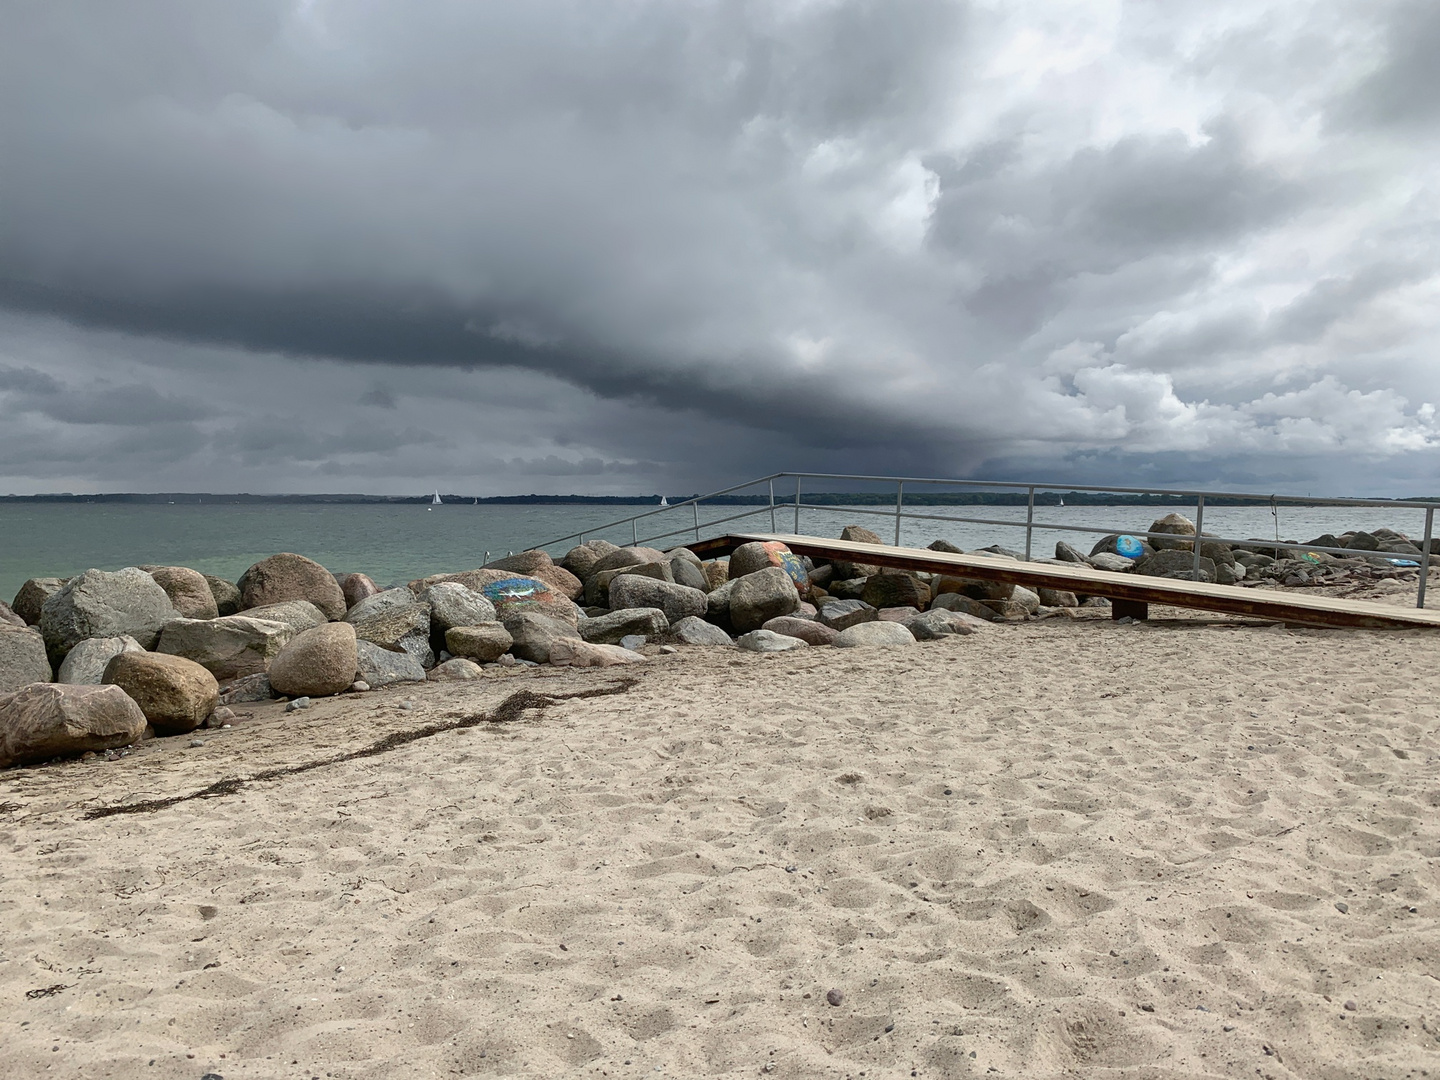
left=659, top=496, right=669, bottom=507
left=432, top=490, right=442, bottom=505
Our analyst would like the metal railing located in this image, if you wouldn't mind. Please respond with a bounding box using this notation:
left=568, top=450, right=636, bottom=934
left=527, top=472, right=1440, bottom=609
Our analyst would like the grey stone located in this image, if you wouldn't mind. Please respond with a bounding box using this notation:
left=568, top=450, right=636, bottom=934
left=816, top=599, right=878, bottom=631
left=927, top=539, right=964, bottom=554
left=12, top=578, right=66, bottom=627
left=1088, top=552, right=1135, bottom=573
left=445, top=623, right=514, bottom=663
left=144, top=566, right=219, bottom=620
left=834, top=621, right=916, bottom=648
left=761, top=616, right=838, bottom=646
left=1054, top=541, right=1089, bottom=564
left=422, top=582, right=497, bottom=630
left=239, top=552, right=346, bottom=621
left=1148, top=512, right=1197, bottom=551
left=268, top=622, right=358, bottom=698
left=561, top=540, right=621, bottom=584
left=827, top=577, right=868, bottom=600
left=285, top=697, right=311, bottom=712
left=729, top=567, right=800, bottom=633
left=833, top=525, right=883, bottom=579
left=606, top=576, right=706, bottom=625
left=56, top=634, right=144, bottom=685
left=668, top=556, right=709, bottom=592
left=0, top=601, right=24, bottom=628
left=581, top=608, right=669, bottom=645
left=482, top=550, right=555, bottom=575
left=736, top=629, right=809, bottom=653
left=1134, top=549, right=1216, bottom=582
left=1216, top=561, right=1246, bottom=586
left=591, top=546, right=668, bottom=576
left=204, top=575, right=242, bottom=616
left=156, top=616, right=293, bottom=681
left=349, top=602, right=433, bottom=669
left=239, top=600, right=328, bottom=633
left=728, top=542, right=778, bottom=580
left=1037, top=588, right=1078, bottom=607
left=502, top=611, right=581, bottom=664
left=102, top=651, right=219, bottom=737
left=346, top=587, right=420, bottom=623
left=428, top=657, right=485, bottom=681
left=218, top=672, right=274, bottom=704
left=40, top=568, right=178, bottom=661
left=585, top=561, right=674, bottom=607
left=929, top=593, right=998, bottom=620
left=667, top=616, right=734, bottom=646
left=355, top=639, right=427, bottom=687
left=547, top=639, right=649, bottom=667
left=907, top=609, right=981, bottom=639
left=703, top=579, right=736, bottom=629
left=335, top=572, right=382, bottom=610
left=861, top=573, right=930, bottom=611
left=0, top=625, right=52, bottom=693
left=0, top=683, right=147, bottom=768
left=1011, top=586, right=1042, bottom=615
left=618, top=634, right=648, bottom=651
left=1091, top=534, right=1155, bottom=560
left=665, top=546, right=703, bottom=568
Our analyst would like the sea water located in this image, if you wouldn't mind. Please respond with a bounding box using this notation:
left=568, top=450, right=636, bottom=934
left=1, top=500, right=1432, bottom=605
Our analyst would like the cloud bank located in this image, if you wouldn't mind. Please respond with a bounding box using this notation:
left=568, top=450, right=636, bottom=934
left=1, top=0, right=1438, bottom=495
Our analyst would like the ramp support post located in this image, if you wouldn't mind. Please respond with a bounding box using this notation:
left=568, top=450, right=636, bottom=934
left=1111, top=598, right=1149, bottom=621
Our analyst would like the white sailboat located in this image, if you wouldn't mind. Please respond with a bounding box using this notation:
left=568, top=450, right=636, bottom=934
left=432, top=489, right=443, bottom=505
left=658, top=496, right=669, bottom=507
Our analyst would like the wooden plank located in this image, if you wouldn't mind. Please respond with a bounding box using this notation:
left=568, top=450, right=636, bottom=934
left=690, top=532, right=1440, bottom=631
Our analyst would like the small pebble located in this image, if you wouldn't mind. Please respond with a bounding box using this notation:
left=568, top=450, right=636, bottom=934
left=398, top=700, right=416, bottom=711
left=1344, top=1000, right=1357, bottom=1011
left=826, top=988, right=844, bottom=1007
left=943, top=788, right=953, bottom=795
left=659, top=644, right=677, bottom=654
left=1335, top=901, right=1349, bottom=914
left=350, top=681, right=370, bottom=693
left=188, top=739, right=204, bottom=748
left=285, top=697, right=311, bottom=712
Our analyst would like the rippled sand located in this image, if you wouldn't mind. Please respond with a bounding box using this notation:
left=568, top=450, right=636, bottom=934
left=2, top=614, right=1438, bottom=1078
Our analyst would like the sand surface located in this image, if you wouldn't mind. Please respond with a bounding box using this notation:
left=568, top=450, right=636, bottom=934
left=2, top=615, right=1439, bottom=1079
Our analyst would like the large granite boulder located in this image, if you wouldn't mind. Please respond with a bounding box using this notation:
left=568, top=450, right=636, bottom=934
left=729, top=567, right=801, bottom=633
left=0, top=683, right=147, bottom=768
left=143, top=566, right=219, bottom=620
left=703, top=561, right=730, bottom=591
left=927, top=539, right=964, bottom=554
left=427, top=657, right=485, bottom=681
left=548, top=639, right=649, bottom=668
left=736, top=629, right=809, bottom=653
left=0, top=626, right=52, bottom=694
left=268, top=622, right=358, bottom=698
left=349, top=602, right=433, bottom=669
left=483, top=550, right=556, bottom=575
left=930, top=593, right=998, bottom=620
left=0, top=601, right=27, bottom=628
left=415, top=570, right=578, bottom=626
left=1037, top=588, right=1079, bottom=608
left=422, top=582, right=496, bottom=629
left=835, top=621, right=916, bottom=648
left=667, top=556, right=709, bottom=592
left=607, top=577, right=706, bottom=625
left=12, top=578, right=66, bottom=627
left=561, top=540, right=622, bottom=583
left=816, top=599, right=877, bottom=631
left=833, top=524, right=884, bottom=579
left=218, top=672, right=274, bottom=704
left=586, top=561, right=674, bottom=607
left=103, top=652, right=219, bottom=736
left=861, top=572, right=930, bottom=611
left=907, top=609, right=981, bottom=639
left=56, top=634, right=144, bottom=685
left=1091, top=534, right=1154, bottom=561
left=502, top=611, right=581, bottom=664
left=40, top=568, right=178, bottom=661
left=1134, top=549, right=1216, bottom=582
left=728, top=541, right=809, bottom=597
left=530, top=564, right=584, bottom=601
left=1148, top=512, right=1197, bottom=552
left=355, top=639, right=427, bottom=687
left=345, top=587, right=417, bottom=623
left=667, top=616, right=734, bottom=646
left=592, top=546, right=668, bottom=576
left=761, top=616, right=838, bottom=646
left=1054, top=541, right=1089, bottom=564
left=336, top=572, right=381, bottom=610
left=580, top=608, right=670, bottom=645
left=1088, top=552, right=1135, bottom=573
left=204, top=575, right=242, bottom=616
left=239, top=553, right=346, bottom=621
left=444, top=623, right=514, bottom=663
left=236, top=600, right=328, bottom=633
left=156, top=616, right=293, bottom=680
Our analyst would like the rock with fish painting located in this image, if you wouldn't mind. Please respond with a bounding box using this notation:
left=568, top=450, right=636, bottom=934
left=408, top=569, right=578, bottom=626
left=728, top=541, right=810, bottom=597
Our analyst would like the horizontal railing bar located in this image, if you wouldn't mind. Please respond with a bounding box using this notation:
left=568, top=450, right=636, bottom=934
left=635, top=507, right=777, bottom=549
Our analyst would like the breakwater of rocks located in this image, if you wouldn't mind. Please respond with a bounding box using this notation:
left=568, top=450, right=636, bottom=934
left=0, top=512, right=1429, bottom=769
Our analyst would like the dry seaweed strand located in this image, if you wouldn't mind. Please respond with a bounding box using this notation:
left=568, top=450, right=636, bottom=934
left=82, top=678, right=638, bottom=820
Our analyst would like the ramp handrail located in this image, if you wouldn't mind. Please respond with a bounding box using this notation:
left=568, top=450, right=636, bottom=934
left=525, top=472, right=1439, bottom=609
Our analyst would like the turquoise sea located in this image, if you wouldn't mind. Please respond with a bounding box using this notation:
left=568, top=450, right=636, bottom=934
left=2, top=500, right=1432, bottom=606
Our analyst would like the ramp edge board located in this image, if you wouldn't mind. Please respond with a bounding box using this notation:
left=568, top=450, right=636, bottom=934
left=689, top=533, right=1440, bottom=631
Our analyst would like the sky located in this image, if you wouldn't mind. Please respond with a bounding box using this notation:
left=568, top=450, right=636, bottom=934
left=1, top=0, right=1438, bottom=497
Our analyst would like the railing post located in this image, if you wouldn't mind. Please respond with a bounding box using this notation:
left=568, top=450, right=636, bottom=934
left=1192, top=495, right=1206, bottom=580
left=794, top=475, right=802, bottom=534
left=894, top=481, right=905, bottom=546
left=632, top=517, right=638, bottom=546
left=693, top=500, right=700, bottom=542
left=769, top=478, right=776, bottom=532
left=1419, top=507, right=1434, bottom=609
left=1024, top=487, right=1035, bottom=560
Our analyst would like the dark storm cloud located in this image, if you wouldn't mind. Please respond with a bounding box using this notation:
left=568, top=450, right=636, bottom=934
left=0, top=0, right=1437, bottom=495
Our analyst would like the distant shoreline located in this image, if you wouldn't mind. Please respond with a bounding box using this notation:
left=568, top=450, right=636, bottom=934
left=1, top=491, right=1435, bottom=507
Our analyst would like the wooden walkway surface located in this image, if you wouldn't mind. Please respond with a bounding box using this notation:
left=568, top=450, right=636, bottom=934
left=689, top=532, right=1440, bottom=631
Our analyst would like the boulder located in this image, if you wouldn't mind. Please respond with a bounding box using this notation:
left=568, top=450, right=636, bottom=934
left=40, top=568, right=178, bottom=661
left=239, top=553, right=346, bottom=621
left=1216, top=562, right=1246, bottom=586
left=0, top=683, right=147, bottom=768
left=102, top=652, right=219, bottom=736
left=667, top=556, right=709, bottom=592
left=1344, top=531, right=1381, bottom=552
left=761, top=616, right=838, bottom=646
left=345, top=587, right=418, bottom=623
left=218, top=672, right=274, bottom=704
left=929, top=593, right=997, bottom=620
left=607, top=576, right=706, bottom=625
left=1011, top=586, right=1041, bottom=615
left=144, top=566, right=219, bottom=620
left=736, top=629, right=809, bottom=653
left=56, top=634, right=144, bottom=685
left=1091, top=534, right=1154, bottom=560
left=156, top=616, right=294, bottom=681
left=474, top=573, right=578, bottom=625
left=935, top=575, right=1013, bottom=602
left=0, top=626, right=52, bottom=694
left=349, top=602, right=433, bottom=669
left=530, top=564, right=585, bottom=601
left=1148, top=512, right=1197, bottom=552
left=1037, top=588, right=1078, bottom=608
left=835, top=621, right=916, bottom=648
left=268, top=622, right=358, bottom=698
left=807, top=564, right=834, bottom=590
left=877, top=606, right=924, bottom=624
left=1054, top=541, right=1089, bottom=564
left=502, top=612, right=581, bottom=664
left=204, top=575, right=242, bottom=616
left=581, top=608, right=670, bottom=645
left=816, top=599, right=878, bottom=631
left=483, top=550, right=556, bottom=575
left=833, top=524, right=884, bottom=579
left=421, top=582, right=497, bottom=630
left=355, top=639, right=427, bottom=688
left=927, top=539, right=964, bottom=554
left=1088, top=552, right=1135, bottom=573
left=592, top=546, right=668, bottom=576
left=729, top=567, right=801, bottom=633
left=666, top=546, right=703, bottom=568
left=336, top=572, right=381, bottom=610
left=236, top=599, right=328, bottom=633
left=667, top=616, right=734, bottom=646
left=828, top=578, right=867, bottom=600
left=0, top=601, right=24, bottom=628
left=1134, top=549, right=1216, bottom=582
left=12, top=578, right=66, bottom=627
left=548, top=639, right=648, bottom=668
left=702, top=561, right=730, bottom=591
left=907, top=609, right=981, bottom=639
left=561, top=540, right=621, bottom=583
left=444, top=623, right=514, bottom=663
left=861, top=573, right=930, bottom=611
left=586, top=561, right=674, bottom=607
left=428, top=657, right=485, bottom=681
left=732, top=541, right=810, bottom=596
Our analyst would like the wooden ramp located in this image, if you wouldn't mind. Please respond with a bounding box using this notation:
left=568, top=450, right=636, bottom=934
left=689, top=532, right=1440, bottom=631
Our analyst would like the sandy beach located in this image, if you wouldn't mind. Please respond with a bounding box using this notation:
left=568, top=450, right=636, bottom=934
left=2, top=612, right=1438, bottom=1079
